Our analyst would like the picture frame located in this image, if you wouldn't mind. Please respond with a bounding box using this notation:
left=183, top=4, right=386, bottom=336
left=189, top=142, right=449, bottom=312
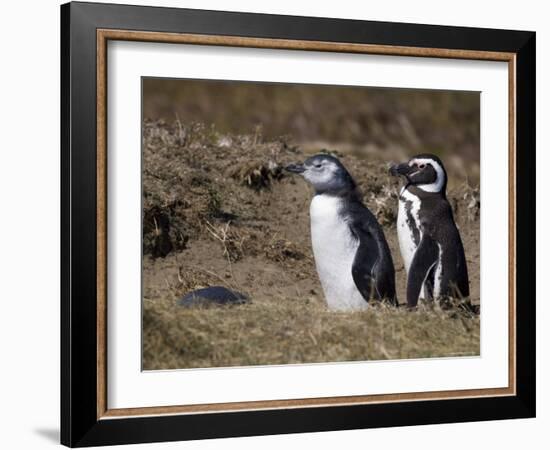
left=60, top=1, right=535, bottom=447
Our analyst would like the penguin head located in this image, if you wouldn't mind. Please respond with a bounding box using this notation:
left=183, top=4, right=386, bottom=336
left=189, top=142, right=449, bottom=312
left=389, top=154, right=447, bottom=193
left=285, top=154, right=356, bottom=195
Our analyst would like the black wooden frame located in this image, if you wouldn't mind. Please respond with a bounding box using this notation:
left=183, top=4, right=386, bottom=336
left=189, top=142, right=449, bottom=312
left=61, top=1, right=536, bottom=447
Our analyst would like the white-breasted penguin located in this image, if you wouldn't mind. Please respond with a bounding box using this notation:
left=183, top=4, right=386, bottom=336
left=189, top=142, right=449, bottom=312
left=286, top=154, right=397, bottom=310
left=389, top=154, right=469, bottom=307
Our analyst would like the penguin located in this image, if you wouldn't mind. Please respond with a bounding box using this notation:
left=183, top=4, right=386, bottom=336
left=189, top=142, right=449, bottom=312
left=286, top=154, right=397, bottom=310
left=389, top=154, right=469, bottom=307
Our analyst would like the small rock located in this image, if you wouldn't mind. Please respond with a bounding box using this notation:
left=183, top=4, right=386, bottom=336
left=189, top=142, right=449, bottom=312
left=178, top=286, right=249, bottom=308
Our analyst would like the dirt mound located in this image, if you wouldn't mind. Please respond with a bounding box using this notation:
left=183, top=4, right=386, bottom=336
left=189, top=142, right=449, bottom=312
left=142, top=119, right=480, bottom=369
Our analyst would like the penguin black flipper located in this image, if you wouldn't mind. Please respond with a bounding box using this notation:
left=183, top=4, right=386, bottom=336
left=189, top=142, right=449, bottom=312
left=407, top=234, right=439, bottom=307
left=350, top=228, right=379, bottom=302
left=348, top=207, right=397, bottom=305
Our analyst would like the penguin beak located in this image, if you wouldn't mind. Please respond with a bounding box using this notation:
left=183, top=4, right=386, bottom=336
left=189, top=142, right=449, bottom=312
left=389, top=163, right=412, bottom=177
left=285, top=163, right=306, bottom=174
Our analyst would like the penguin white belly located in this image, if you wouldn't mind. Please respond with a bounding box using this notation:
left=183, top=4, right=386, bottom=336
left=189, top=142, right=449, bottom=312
left=397, top=188, right=428, bottom=299
left=397, top=188, right=422, bottom=273
left=309, top=194, right=367, bottom=311
left=433, top=244, right=444, bottom=298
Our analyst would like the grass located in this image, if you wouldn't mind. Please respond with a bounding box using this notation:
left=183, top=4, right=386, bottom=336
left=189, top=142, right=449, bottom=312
left=143, top=295, right=479, bottom=370
left=141, top=99, right=481, bottom=370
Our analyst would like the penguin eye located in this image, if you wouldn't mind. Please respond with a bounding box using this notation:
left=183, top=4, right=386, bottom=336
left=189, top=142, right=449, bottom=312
left=418, top=163, right=426, bottom=169
left=313, top=163, right=323, bottom=169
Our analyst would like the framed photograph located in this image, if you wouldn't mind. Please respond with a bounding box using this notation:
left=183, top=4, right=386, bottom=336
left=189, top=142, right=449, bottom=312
left=61, top=1, right=535, bottom=447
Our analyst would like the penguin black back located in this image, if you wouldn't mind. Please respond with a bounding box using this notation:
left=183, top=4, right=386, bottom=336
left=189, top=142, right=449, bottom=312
left=344, top=191, right=397, bottom=306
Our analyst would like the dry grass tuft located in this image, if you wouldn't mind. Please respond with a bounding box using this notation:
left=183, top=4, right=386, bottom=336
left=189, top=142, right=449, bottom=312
left=229, top=159, right=284, bottom=190
left=143, top=296, right=479, bottom=370
left=204, top=221, right=246, bottom=263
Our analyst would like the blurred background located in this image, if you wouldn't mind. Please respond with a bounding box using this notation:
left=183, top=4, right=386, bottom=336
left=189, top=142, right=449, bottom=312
left=143, top=77, right=480, bottom=180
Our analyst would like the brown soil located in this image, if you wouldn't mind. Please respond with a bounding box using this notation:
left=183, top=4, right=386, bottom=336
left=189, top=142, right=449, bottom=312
left=142, top=120, right=480, bottom=370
